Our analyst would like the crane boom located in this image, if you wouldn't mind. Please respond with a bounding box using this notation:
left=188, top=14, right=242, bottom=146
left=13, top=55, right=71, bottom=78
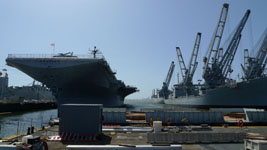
left=254, top=29, right=267, bottom=76
left=203, top=3, right=229, bottom=78
left=165, top=61, right=175, bottom=87
left=243, top=28, right=267, bottom=79
left=158, top=61, right=175, bottom=99
left=219, top=10, right=250, bottom=75
left=176, top=47, right=187, bottom=80
left=261, top=56, right=267, bottom=74
left=255, top=28, right=267, bottom=62
left=184, top=32, right=201, bottom=86
left=222, top=34, right=241, bottom=77
left=203, top=9, right=250, bottom=88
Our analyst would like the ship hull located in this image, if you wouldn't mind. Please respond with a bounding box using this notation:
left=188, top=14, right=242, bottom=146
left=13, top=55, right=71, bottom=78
left=6, top=56, right=136, bottom=108
left=164, top=77, right=267, bottom=109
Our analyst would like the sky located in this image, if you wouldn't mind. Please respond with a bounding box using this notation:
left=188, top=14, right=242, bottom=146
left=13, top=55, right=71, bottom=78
left=0, top=0, right=266, bottom=99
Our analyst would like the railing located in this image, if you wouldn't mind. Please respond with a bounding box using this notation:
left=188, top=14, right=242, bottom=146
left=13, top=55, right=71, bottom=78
left=7, top=53, right=105, bottom=59
left=7, top=53, right=120, bottom=75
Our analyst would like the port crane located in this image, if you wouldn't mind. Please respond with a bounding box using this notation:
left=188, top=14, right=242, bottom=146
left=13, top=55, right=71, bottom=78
left=176, top=32, right=201, bottom=90
left=158, top=61, right=175, bottom=99
left=203, top=3, right=250, bottom=88
left=241, top=28, right=267, bottom=80
left=202, top=3, right=229, bottom=87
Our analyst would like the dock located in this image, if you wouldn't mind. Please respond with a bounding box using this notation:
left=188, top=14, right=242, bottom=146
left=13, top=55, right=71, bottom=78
left=2, top=124, right=267, bottom=150
left=1, top=107, right=267, bottom=150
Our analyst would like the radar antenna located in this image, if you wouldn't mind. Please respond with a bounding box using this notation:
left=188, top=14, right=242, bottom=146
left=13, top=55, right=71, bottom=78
left=89, top=46, right=102, bottom=58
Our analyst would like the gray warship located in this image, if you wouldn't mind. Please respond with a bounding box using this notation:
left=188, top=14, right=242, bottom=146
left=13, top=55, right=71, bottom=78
left=156, top=4, right=267, bottom=109
left=6, top=47, right=138, bottom=109
left=0, top=70, right=54, bottom=102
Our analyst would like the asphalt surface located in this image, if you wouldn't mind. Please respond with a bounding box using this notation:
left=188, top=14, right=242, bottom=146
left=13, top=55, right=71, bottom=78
left=3, top=125, right=267, bottom=150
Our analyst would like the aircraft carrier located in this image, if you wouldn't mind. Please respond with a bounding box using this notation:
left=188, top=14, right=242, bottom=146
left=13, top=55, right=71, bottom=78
left=5, top=48, right=138, bottom=109
left=154, top=4, right=267, bottom=109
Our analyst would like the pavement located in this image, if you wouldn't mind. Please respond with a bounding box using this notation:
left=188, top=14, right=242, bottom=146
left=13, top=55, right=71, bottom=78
left=2, top=125, right=267, bottom=150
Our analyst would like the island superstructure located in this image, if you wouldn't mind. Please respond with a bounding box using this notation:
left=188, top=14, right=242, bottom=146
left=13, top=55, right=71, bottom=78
left=6, top=48, right=138, bottom=109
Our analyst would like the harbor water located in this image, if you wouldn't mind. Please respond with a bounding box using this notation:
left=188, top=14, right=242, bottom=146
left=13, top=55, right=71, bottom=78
left=0, top=109, right=57, bottom=139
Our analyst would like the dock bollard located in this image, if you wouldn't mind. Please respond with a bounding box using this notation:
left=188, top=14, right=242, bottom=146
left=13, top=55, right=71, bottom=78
left=27, top=127, right=31, bottom=135
left=31, top=126, right=34, bottom=133
left=153, top=121, right=162, bottom=133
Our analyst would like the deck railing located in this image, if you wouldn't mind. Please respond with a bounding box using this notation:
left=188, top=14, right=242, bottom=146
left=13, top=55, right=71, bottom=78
left=6, top=53, right=120, bottom=74
left=7, top=53, right=105, bottom=59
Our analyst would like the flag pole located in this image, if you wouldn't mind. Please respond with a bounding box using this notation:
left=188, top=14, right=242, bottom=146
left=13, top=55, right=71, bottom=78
left=51, top=43, right=55, bottom=54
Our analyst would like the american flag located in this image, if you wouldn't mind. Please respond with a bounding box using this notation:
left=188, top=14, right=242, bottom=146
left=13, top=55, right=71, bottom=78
left=50, top=43, right=55, bottom=47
